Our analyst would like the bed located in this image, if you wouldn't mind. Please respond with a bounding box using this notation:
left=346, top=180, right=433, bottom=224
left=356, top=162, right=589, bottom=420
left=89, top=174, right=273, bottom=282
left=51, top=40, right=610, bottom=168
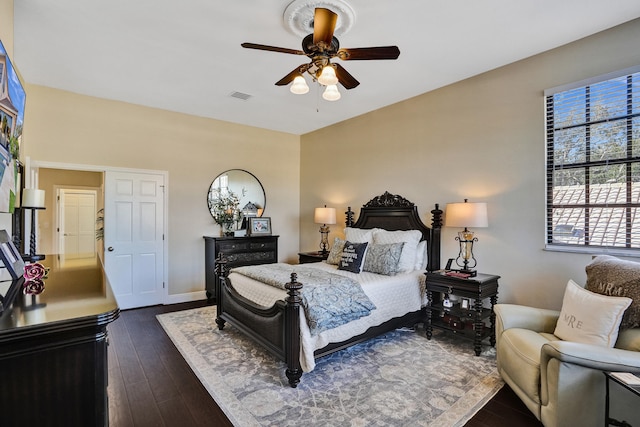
left=214, top=192, right=443, bottom=387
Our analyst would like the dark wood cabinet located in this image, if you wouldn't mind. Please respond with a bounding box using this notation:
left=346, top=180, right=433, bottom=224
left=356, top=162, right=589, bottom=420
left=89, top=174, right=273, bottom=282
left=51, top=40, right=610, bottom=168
left=425, top=271, right=499, bottom=356
left=0, top=255, right=119, bottom=427
left=298, top=251, right=329, bottom=264
left=204, top=235, right=279, bottom=303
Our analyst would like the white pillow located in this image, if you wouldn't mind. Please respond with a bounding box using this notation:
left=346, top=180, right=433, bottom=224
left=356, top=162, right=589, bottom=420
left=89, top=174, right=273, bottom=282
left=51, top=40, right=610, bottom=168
left=344, top=227, right=375, bottom=243
left=372, top=229, right=422, bottom=273
left=414, top=240, right=428, bottom=271
left=554, top=279, right=632, bottom=347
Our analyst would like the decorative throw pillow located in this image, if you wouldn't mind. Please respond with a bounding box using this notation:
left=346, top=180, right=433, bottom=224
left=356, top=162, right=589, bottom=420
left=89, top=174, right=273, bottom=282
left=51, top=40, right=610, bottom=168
left=338, top=241, right=369, bottom=273
left=326, top=238, right=345, bottom=265
left=372, top=229, right=422, bottom=273
left=554, top=279, right=632, bottom=347
left=344, top=227, right=375, bottom=243
left=363, top=242, right=405, bottom=275
left=585, top=255, right=640, bottom=330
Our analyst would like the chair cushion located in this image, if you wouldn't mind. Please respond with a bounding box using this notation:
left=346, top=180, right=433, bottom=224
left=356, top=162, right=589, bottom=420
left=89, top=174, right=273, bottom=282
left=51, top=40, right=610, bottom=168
left=498, top=328, right=557, bottom=404
left=586, top=255, right=640, bottom=330
left=554, top=279, right=631, bottom=347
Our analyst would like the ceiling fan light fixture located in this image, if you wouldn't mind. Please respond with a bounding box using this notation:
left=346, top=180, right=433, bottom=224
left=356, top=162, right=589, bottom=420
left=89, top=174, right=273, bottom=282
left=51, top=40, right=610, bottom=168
left=317, top=65, right=338, bottom=86
left=290, top=75, right=310, bottom=94
left=322, top=84, right=341, bottom=101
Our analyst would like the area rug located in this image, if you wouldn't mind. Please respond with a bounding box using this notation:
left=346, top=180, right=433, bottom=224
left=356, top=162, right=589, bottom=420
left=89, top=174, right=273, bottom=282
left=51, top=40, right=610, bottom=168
left=157, top=306, right=503, bottom=427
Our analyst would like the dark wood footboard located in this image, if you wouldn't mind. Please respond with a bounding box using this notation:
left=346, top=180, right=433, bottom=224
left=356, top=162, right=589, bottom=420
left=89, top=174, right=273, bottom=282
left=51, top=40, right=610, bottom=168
left=216, top=257, right=303, bottom=387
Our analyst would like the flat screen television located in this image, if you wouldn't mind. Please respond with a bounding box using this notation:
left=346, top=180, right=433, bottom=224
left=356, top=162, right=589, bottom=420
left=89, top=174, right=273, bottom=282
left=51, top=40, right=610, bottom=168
left=0, top=37, right=25, bottom=214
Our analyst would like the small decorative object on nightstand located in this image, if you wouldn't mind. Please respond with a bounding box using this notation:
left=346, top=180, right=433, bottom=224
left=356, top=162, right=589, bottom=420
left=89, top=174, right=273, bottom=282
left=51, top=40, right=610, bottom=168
left=425, top=271, right=500, bottom=356
left=298, top=251, right=329, bottom=264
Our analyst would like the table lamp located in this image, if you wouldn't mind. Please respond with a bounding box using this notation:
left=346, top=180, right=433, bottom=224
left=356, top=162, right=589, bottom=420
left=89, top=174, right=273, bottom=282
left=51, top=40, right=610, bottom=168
left=21, top=188, right=46, bottom=262
left=445, top=199, right=488, bottom=276
left=314, top=205, right=336, bottom=255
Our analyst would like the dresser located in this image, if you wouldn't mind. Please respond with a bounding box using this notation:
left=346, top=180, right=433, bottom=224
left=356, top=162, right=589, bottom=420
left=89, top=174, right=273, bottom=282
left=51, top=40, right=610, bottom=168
left=0, top=255, right=119, bottom=427
left=203, top=235, right=279, bottom=303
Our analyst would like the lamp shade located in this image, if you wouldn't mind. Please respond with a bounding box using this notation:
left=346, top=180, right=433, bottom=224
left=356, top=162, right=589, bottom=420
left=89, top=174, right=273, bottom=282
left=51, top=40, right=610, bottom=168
left=314, top=207, right=336, bottom=225
left=290, top=75, right=309, bottom=94
left=445, top=201, right=488, bottom=228
left=22, top=188, right=45, bottom=208
left=317, top=65, right=338, bottom=86
left=322, top=84, right=341, bottom=101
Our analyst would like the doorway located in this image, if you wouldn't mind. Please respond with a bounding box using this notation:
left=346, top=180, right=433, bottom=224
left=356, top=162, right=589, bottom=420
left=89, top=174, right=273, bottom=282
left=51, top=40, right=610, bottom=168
left=31, top=162, right=168, bottom=309
left=56, top=187, right=98, bottom=259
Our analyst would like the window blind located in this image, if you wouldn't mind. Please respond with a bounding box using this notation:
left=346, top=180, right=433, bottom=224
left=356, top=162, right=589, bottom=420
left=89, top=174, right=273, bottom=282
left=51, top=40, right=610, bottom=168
left=546, top=68, right=640, bottom=249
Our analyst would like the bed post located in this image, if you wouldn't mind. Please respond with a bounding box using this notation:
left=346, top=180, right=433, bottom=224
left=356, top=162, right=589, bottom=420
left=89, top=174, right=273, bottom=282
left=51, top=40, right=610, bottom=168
left=284, top=272, right=303, bottom=388
left=214, top=253, right=227, bottom=330
left=345, top=206, right=354, bottom=227
left=428, top=203, right=443, bottom=272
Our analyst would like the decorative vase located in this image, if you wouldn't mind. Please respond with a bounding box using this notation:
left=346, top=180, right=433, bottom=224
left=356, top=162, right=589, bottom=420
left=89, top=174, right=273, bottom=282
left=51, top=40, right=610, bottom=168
left=222, top=221, right=235, bottom=236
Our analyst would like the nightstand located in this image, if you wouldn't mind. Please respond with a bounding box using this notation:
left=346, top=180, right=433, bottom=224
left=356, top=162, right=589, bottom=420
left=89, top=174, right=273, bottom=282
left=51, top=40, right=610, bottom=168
left=425, top=271, right=500, bottom=356
left=298, top=251, right=329, bottom=264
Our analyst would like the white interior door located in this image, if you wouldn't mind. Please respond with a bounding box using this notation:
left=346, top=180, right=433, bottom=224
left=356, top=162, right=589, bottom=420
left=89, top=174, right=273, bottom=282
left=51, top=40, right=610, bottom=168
left=104, top=171, right=165, bottom=309
left=58, top=189, right=97, bottom=258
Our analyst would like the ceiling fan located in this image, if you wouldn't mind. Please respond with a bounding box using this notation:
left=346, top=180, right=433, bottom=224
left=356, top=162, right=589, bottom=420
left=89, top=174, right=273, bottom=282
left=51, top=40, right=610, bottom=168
left=241, top=7, right=400, bottom=100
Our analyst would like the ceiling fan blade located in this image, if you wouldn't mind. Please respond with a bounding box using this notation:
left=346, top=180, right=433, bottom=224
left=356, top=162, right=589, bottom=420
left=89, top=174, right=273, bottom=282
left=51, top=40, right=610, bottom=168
left=312, top=8, right=338, bottom=45
left=241, top=42, right=305, bottom=56
left=334, top=63, right=360, bottom=89
left=275, top=64, right=310, bottom=86
left=337, top=46, right=401, bottom=60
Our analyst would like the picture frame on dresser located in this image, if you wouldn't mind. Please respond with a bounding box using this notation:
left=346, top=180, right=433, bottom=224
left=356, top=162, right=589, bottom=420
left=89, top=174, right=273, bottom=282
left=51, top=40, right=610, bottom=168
left=0, top=230, right=24, bottom=279
left=247, top=217, right=271, bottom=236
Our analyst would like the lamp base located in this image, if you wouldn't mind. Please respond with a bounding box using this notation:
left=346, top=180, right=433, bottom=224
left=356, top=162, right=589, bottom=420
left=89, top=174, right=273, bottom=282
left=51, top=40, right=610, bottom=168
left=22, top=254, right=45, bottom=262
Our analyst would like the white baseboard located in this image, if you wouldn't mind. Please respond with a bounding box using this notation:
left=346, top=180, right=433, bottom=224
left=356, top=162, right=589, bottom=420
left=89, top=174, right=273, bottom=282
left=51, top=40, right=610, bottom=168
left=164, top=290, right=207, bottom=305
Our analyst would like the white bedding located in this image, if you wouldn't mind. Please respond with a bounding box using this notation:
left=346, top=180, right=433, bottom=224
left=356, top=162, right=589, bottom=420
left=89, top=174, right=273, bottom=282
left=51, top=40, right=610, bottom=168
left=227, top=262, right=427, bottom=372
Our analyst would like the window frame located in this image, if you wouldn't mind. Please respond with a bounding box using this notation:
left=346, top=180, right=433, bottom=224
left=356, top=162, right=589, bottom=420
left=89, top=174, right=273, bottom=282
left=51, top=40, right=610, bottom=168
left=545, top=65, right=640, bottom=254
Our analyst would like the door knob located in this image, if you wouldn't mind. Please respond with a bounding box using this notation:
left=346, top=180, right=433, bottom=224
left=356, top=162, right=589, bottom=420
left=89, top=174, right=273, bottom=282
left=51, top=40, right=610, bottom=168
left=108, top=246, right=114, bottom=252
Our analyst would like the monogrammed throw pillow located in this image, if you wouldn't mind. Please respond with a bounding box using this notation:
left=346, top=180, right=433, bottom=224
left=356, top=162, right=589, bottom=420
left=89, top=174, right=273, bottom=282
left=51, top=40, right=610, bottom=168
left=554, top=279, right=632, bottom=347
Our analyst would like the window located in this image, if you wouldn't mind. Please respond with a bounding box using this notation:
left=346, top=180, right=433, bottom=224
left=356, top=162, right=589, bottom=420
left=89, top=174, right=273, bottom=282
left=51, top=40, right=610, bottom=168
left=545, top=66, right=640, bottom=251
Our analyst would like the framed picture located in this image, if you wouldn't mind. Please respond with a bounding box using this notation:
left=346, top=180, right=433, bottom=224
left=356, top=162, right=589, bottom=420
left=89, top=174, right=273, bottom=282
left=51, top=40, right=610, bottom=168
left=0, top=39, right=26, bottom=213
left=247, top=217, right=272, bottom=236
left=460, top=298, right=470, bottom=310
left=0, top=229, right=24, bottom=279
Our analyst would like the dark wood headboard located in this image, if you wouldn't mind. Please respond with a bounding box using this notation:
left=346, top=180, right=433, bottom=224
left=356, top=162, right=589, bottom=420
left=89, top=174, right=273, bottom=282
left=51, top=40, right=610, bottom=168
left=345, top=192, right=442, bottom=272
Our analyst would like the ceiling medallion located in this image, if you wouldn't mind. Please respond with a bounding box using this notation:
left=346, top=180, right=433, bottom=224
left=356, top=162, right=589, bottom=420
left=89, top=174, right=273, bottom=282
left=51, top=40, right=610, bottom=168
left=283, top=0, right=355, bottom=38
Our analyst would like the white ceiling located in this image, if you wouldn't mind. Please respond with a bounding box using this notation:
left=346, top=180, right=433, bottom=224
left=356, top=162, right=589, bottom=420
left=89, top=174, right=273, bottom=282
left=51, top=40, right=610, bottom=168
left=12, top=0, right=640, bottom=135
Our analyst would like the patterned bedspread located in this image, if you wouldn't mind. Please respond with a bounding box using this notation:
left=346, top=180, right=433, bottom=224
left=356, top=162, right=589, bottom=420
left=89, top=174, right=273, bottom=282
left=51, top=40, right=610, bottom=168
left=231, top=263, right=377, bottom=336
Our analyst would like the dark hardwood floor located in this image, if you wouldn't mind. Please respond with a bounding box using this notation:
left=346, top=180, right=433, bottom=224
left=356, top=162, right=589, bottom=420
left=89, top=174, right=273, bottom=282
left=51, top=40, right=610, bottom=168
left=108, top=301, right=543, bottom=427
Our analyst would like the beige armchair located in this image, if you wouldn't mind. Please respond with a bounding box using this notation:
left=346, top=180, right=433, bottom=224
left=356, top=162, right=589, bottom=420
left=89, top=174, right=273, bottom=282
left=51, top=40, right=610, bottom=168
left=495, top=303, right=640, bottom=427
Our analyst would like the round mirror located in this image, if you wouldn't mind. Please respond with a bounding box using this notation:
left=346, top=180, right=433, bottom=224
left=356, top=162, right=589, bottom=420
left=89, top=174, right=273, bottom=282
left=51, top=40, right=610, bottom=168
left=207, top=169, right=266, bottom=229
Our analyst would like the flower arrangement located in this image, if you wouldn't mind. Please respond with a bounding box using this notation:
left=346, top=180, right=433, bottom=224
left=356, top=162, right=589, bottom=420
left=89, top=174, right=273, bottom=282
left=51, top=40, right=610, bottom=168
left=23, top=262, right=49, bottom=295
left=209, top=188, right=242, bottom=228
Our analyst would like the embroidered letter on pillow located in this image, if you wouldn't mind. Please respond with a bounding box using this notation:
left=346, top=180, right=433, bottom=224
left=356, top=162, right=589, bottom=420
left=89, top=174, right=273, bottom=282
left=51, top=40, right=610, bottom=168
left=338, top=241, right=369, bottom=273
left=554, top=279, right=632, bottom=347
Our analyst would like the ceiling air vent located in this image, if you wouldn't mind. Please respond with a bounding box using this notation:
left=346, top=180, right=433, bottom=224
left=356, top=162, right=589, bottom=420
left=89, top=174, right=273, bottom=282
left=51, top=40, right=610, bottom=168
left=229, top=91, right=252, bottom=101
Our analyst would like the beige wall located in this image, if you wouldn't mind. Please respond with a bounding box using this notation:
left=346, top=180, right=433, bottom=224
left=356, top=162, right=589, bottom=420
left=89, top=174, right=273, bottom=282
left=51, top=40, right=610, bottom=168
left=22, top=85, right=300, bottom=298
left=300, top=18, right=640, bottom=310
